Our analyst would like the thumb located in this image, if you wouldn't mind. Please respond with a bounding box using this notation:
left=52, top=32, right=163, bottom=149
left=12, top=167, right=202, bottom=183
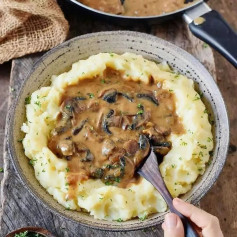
left=162, top=213, right=184, bottom=237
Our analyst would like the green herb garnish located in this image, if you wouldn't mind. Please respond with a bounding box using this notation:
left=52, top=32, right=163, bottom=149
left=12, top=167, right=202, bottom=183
left=116, top=218, right=123, bottom=222
left=34, top=101, right=41, bottom=107
left=114, top=177, right=120, bottom=183
left=137, top=110, right=144, bottom=115
left=25, top=96, right=31, bottom=105
left=14, top=231, right=28, bottom=237
left=87, top=93, right=94, bottom=98
left=105, top=181, right=112, bottom=186
left=139, top=214, right=147, bottom=221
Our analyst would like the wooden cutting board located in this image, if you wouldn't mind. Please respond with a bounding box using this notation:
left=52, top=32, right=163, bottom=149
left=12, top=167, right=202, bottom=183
left=0, top=3, right=216, bottom=236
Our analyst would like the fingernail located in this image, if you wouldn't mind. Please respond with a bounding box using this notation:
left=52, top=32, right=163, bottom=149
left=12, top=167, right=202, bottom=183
left=165, top=213, right=177, bottom=228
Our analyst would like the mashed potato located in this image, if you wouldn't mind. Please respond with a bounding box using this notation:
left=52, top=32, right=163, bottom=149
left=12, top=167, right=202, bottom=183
left=21, top=53, right=213, bottom=221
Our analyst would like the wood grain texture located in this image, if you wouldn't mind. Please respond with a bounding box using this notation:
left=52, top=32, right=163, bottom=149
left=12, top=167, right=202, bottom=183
left=199, top=1, right=237, bottom=236
left=3, top=0, right=237, bottom=236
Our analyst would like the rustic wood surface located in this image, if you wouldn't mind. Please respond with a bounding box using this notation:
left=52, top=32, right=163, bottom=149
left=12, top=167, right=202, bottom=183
left=0, top=0, right=236, bottom=236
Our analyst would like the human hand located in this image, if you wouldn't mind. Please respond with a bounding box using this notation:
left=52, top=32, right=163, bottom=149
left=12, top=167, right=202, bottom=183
left=162, top=198, right=223, bottom=237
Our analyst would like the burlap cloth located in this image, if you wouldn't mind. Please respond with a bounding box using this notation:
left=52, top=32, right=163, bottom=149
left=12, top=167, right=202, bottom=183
left=0, top=0, right=69, bottom=64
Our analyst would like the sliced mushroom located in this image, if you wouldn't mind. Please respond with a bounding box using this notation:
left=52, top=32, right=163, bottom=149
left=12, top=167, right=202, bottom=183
left=72, top=119, right=88, bottom=136
left=153, top=146, right=171, bottom=156
left=74, top=96, right=87, bottom=101
left=107, top=116, right=122, bottom=127
left=139, top=134, right=150, bottom=150
left=102, top=139, right=116, bottom=156
left=136, top=91, right=159, bottom=106
left=136, top=110, right=151, bottom=128
left=118, top=92, right=134, bottom=102
left=102, top=120, right=112, bottom=134
left=88, top=101, right=100, bottom=112
left=81, top=149, right=94, bottom=162
left=108, top=148, right=126, bottom=163
left=58, top=140, right=74, bottom=156
left=102, top=89, right=117, bottom=103
left=102, top=109, right=115, bottom=134
left=124, top=140, right=139, bottom=156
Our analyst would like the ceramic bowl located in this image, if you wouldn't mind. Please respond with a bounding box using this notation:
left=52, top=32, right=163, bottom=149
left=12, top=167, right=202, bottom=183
left=8, top=31, right=229, bottom=231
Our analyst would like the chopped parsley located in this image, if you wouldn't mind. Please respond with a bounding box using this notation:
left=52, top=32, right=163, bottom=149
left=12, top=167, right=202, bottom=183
left=203, top=43, right=209, bottom=48
left=137, top=103, right=143, bottom=109
left=139, top=214, right=147, bottom=221
left=199, top=151, right=204, bottom=157
left=193, top=93, right=201, bottom=101
left=116, top=218, right=123, bottom=222
left=65, top=167, right=70, bottom=172
left=105, top=181, right=112, bottom=186
left=34, top=101, right=41, bottom=107
left=174, top=73, right=180, bottom=78
left=207, top=160, right=212, bottom=166
left=14, top=231, right=28, bottom=237
left=87, top=93, right=94, bottom=98
left=0, top=168, right=3, bottom=173
left=29, top=158, right=37, bottom=166
left=207, top=137, right=213, bottom=142
left=65, top=104, right=72, bottom=110
left=198, top=143, right=207, bottom=149
left=101, top=79, right=106, bottom=84
left=137, top=110, right=144, bottom=115
left=25, top=96, right=31, bottom=105
left=114, top=177, right=120, bottom=183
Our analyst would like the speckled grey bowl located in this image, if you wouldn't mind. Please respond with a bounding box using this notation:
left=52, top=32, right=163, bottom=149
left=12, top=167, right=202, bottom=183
left=8, top=31, right=229, bottom=231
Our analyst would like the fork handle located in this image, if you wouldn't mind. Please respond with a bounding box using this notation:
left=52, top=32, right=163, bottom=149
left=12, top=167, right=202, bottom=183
left=138, top=149, right=199, bottom=237
left=140, top=169, right=199, bottom=237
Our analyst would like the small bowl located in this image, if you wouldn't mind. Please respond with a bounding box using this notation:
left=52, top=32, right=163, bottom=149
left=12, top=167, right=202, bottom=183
left=7, top=31, right=229, bottom=231
left=6, top=227, right=55, bottom=237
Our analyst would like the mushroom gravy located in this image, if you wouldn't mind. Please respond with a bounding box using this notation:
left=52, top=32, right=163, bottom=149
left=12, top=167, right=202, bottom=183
left=48, top=68, right=184, bottom=191
left=79, top=0, right=195, bottom=16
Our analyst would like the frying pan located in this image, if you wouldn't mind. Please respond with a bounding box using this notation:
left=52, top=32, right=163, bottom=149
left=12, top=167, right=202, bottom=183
left=68, top=0, right=237, bottom=68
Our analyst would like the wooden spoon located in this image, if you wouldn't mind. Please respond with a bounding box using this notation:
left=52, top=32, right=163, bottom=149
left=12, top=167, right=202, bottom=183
left=137, top=147, right=199, bottom=237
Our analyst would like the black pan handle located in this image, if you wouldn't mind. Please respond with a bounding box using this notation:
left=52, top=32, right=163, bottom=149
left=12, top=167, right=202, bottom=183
left=189, top=10, right=237, bottom=68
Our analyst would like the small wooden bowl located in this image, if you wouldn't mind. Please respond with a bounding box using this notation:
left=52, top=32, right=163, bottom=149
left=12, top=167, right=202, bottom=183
left=6, top=227, right=56, bottom=237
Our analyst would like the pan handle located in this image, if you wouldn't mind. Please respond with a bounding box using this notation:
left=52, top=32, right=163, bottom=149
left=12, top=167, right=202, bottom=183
left=188, top=10, right=237, bottom=68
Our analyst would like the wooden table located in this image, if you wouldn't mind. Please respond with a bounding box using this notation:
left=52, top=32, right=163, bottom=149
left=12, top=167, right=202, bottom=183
left=0, top=0, right=236, bottom=236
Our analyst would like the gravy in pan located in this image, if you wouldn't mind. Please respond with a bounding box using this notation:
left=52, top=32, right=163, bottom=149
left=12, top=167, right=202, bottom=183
left=48, top=68, right=184, bottom=192
left=79, top=0, right=194, bottom=16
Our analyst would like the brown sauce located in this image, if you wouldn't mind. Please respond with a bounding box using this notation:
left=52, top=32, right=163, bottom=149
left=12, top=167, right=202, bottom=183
left=48, top=68, right=184, bottom=196
left=79, top=0, right=195, bottom=16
